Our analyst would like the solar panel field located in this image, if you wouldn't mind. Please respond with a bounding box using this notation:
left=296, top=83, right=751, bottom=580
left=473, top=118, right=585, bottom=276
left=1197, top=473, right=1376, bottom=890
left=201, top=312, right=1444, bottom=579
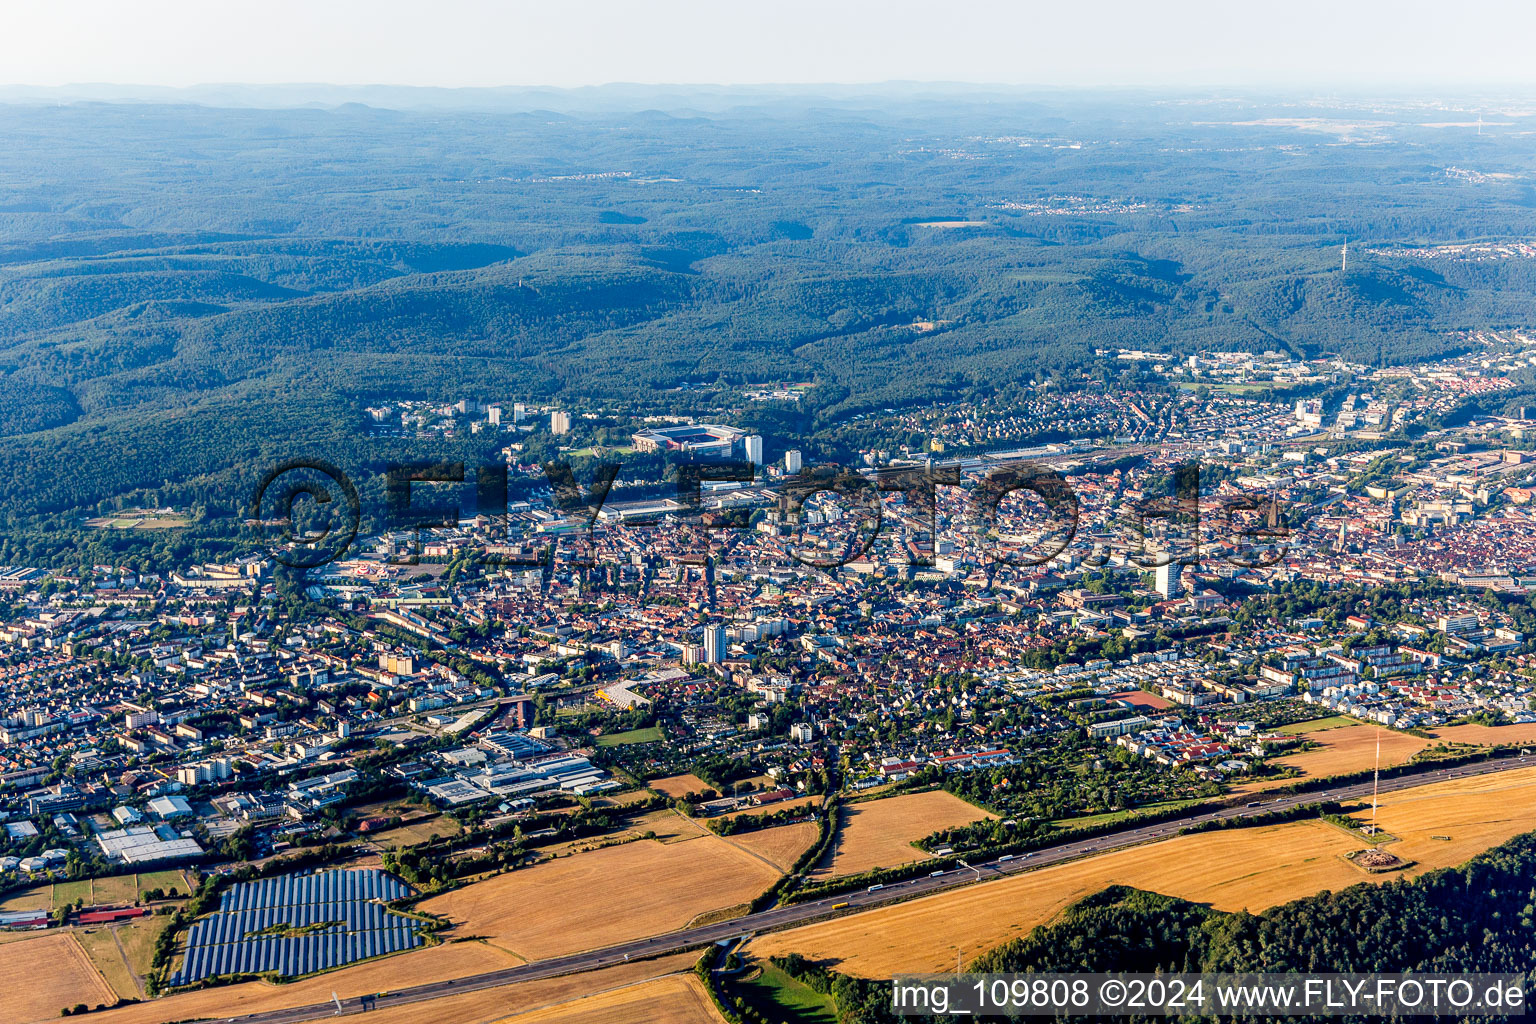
left=168, top=868, right=425, bottom=986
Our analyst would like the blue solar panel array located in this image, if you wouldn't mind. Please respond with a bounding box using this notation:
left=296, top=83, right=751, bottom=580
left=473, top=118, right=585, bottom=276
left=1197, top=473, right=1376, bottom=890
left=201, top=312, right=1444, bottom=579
left=168, top=869, right=425, bottom=986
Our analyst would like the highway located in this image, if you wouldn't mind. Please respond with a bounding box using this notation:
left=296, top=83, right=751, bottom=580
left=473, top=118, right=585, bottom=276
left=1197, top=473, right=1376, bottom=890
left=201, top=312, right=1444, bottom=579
left=216, top=754, right=1533, bottom=1024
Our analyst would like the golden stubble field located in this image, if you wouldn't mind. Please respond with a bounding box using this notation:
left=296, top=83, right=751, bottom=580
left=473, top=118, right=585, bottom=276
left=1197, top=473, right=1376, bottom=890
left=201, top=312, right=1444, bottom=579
left=1432, top=722, right=1536, bottom=746
left=81, top=949, right=705, bottom=1024
left=729, top=820, right=820, bottom=873
left=77, top=940, right=520, bottom=1024
left=751, top=766, right=1536, bottom=978
left=1270, top=723, right=1429, bottom=778
left=650, top=774, right=712, bottom=798
left=1233, top=723, right=1428, bottom=794
left=1236, top=720, right=1536, bottom=795
left=493, top=971, right=724, bottom=1024
left=0, top=931, right=118, bottom=1024
left=813, top=790, right=994, bottom=878
left=421, top=832, right=783, bottom=961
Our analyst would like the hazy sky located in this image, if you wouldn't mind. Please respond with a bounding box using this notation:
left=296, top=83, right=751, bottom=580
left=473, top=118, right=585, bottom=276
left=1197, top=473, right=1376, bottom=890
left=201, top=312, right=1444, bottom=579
left=6, top=0, right=1535, bottom=90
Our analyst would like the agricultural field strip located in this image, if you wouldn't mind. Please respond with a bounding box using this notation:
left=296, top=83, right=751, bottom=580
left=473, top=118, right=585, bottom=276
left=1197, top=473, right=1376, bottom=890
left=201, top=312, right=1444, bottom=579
left=167, top=756, right=1534, bottom=1024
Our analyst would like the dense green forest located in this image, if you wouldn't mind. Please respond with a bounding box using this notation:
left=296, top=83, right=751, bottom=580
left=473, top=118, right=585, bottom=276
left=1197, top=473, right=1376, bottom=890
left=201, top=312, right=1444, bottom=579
left=3, top=92, right=1536, bottom=556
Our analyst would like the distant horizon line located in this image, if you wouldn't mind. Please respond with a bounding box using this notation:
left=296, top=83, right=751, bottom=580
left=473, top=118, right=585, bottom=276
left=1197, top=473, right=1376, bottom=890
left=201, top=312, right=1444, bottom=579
left=2, top=80, right=1531, bottom=117
left=3, top=80, right=1533, bottom=96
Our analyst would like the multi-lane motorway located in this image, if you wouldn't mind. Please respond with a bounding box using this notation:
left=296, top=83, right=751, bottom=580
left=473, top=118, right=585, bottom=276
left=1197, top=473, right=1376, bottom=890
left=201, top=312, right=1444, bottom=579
left=217, top=754, right=1533, bottom=1024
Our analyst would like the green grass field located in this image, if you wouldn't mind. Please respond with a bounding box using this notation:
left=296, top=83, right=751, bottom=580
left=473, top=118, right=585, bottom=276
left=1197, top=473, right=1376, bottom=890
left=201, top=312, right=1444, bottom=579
left=134, top=868, right=189, bottom=893
left=90, top=874, right=141, bottom=904
left=563, top=446, right=636, bottom=458
left=596, top=726, right=664, bottom=747
left=735, top=962, right=839, bottom=1024
left=1275, top=715, right=1358, bottom=736
left=117, top=912, right=175, bottom=975
left=52, top=879, right=92, bottom=909
left=75, top=926, right=137, bottom=998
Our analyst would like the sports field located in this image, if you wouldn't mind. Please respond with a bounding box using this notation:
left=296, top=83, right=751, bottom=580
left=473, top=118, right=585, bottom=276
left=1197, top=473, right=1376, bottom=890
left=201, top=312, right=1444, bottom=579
left=84, top=512, right=191, bottom=530
left=420, top=834, right=782, bottom=960
left=0, top=931, right=117, bottom=1024
left=752, top=766, right=1536, bottom=977
left=813, top=790, right=993, bottom=878
left=596, top=726, right=664, bottom=746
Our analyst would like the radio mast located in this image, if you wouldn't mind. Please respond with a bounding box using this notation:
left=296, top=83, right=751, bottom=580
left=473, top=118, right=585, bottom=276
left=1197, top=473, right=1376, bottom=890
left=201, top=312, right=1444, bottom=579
left=1370, top=732, right=1381, bottom=841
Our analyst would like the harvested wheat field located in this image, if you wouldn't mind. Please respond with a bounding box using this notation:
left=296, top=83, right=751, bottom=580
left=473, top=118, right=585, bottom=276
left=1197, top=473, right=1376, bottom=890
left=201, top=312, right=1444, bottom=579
left=371, top=954, right=706, bottom=1024
left=752, top=767, right=1536, bottom=978
left=494, top=972, right=724, bottom=1024
left=83, top=939, right=520, bottom=1024
left=0, top=930, right=116, bottom=1024
left=727, top=820, right=820, bottom=872
left=1269, top=724, right=1428, bottom=778
left=422, top=835, right=782, bottom=961
left=84, top=951, right=699, bottom=1024
left=650, top=773, right=712, bottom=798
left=1431, top=722, right=1536, bottom=746
left=757, top=820, right=1362, bottom=976
left=814, top=790, right=993, bottom=878
left=629, top=807, right=713, bottom=843
left=1368, top=764, right=1536, bottom=868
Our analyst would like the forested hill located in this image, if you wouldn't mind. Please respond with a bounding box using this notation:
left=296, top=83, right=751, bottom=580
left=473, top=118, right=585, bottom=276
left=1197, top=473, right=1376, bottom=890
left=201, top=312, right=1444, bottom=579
left=2, top=94, right=1536, bottom=526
